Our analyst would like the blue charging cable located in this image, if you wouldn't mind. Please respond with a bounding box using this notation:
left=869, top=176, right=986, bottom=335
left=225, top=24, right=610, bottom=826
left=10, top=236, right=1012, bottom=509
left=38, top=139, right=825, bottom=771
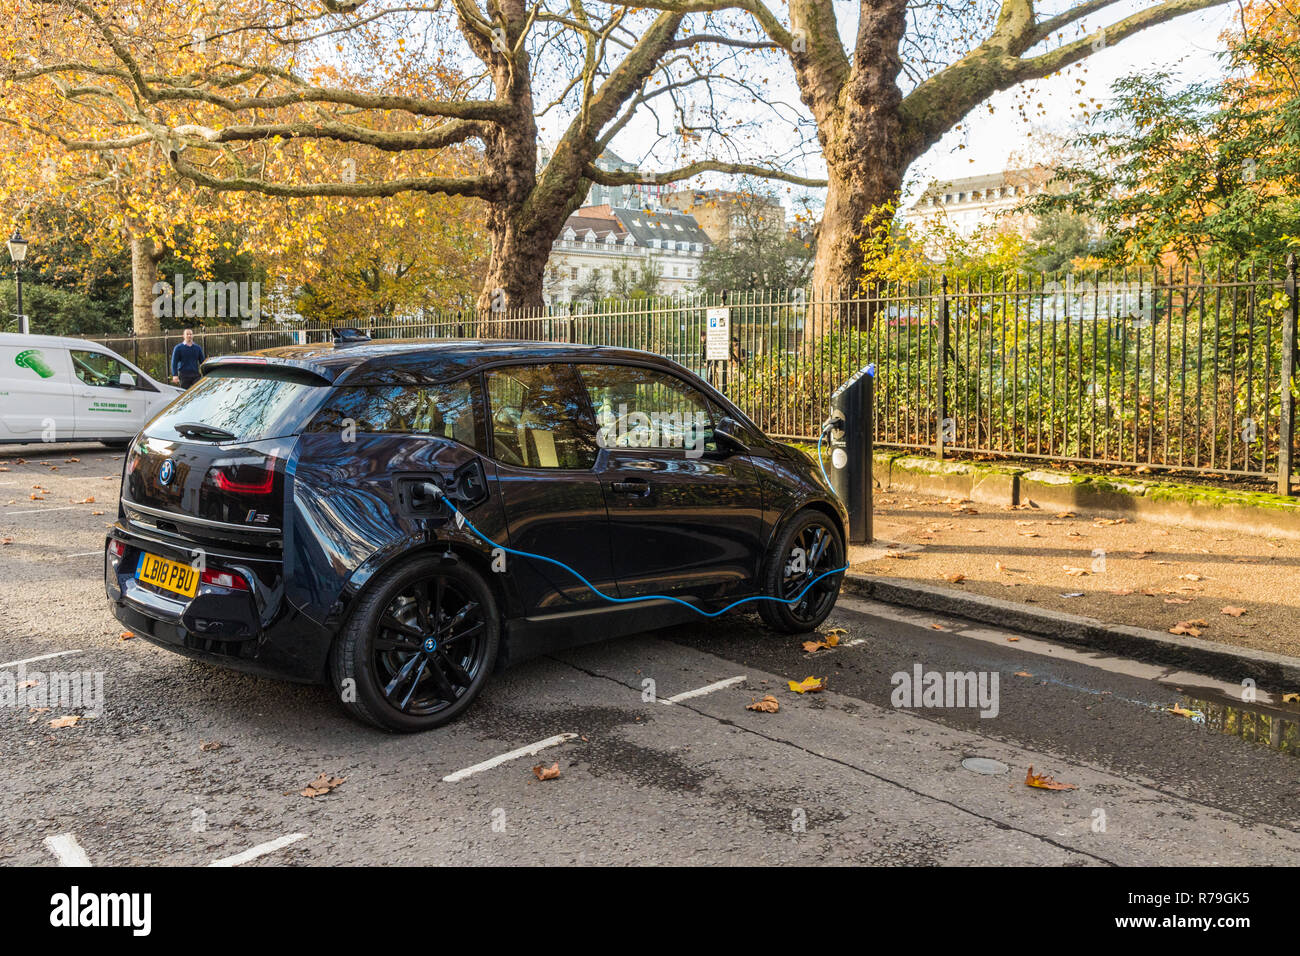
left=431, top=444, right=849, bottom=619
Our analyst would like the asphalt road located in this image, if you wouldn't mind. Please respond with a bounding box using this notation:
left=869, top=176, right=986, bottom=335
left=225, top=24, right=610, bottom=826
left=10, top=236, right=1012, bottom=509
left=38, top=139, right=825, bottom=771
left=2, top=444, right=1298, bottom=866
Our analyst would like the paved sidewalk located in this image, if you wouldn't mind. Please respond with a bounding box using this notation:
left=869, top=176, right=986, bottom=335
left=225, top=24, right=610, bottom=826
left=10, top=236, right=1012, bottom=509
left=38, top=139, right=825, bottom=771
left=848, top=488, right=1300, bottom=659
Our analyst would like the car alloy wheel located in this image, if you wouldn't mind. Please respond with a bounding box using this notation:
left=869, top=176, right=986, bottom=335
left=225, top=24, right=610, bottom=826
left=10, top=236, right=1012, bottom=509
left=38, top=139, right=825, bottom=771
left=759, top=509, right=845, bottom=634
left=372, top=575, right=487, bottom=717
left=332, top=556, right=499, bottom=731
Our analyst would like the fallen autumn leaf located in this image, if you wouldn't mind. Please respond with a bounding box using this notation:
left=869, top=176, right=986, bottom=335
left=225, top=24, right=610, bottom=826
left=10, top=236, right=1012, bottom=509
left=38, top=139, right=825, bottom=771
left=787, top=676, right=826, bottom=694
left=300, top=772, right=346, bottom=798
left=1025, top=766, right=1078, bottom=791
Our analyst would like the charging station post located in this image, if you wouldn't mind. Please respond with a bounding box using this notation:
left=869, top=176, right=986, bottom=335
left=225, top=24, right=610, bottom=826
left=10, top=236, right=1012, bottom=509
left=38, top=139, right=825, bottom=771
left=828, top=365, right=874, bottom=544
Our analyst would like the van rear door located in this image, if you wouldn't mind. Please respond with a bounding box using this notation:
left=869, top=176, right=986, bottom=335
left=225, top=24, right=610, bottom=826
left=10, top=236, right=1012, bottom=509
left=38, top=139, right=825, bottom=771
left=0, top=343, right=76, bottom=442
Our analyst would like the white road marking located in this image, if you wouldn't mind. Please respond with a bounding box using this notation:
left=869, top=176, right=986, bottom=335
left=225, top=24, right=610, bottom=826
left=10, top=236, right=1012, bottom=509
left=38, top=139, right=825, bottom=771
left=0, top=649, right=82, bottom=668
left=68, top=551, right=102, bottom=557
left=442, top=733, right=578, bottom=782
left=208, top=833, right=308, bottom=867
left=44, top=833, right=92, bottom=867
left=2, top=505, right=87, bottom=516
left=660, top=675, right=747, bottom=704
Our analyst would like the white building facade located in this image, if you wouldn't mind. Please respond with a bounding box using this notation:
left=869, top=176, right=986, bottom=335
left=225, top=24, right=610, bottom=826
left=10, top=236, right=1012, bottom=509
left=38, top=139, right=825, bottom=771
left=543, top=205, right=711, bottom=305
left=903, top=167, right=1053, bottom=241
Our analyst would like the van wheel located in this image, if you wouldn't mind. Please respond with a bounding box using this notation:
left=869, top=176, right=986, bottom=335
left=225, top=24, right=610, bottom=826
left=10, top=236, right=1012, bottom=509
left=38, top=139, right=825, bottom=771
left=101, top=439, right=131, bottom=450
left=758, top=509, right=845, bottom=634
left=331, top=556, right=499, bottom=732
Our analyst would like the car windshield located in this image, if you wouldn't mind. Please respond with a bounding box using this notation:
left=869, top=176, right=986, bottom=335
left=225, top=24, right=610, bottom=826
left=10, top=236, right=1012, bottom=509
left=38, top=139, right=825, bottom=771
left=146, top=367, right=328, bottom=443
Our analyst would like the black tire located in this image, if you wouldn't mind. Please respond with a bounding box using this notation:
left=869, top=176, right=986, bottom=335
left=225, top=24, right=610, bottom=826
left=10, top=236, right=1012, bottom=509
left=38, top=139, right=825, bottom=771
left=330, top=555, right=500, bottom=732
left=100, top=439, right=131, bottom=450
left=757, top=508, right=845, bottom=634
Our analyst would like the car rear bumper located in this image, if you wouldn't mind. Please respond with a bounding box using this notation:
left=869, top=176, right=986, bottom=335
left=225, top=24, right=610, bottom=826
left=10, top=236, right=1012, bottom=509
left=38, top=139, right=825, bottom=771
left=104, top=525, right=332, bottom=683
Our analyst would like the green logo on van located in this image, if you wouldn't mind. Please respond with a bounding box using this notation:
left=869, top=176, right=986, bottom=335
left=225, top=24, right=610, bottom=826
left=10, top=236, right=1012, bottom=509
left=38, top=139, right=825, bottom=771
left=15, top=349, right=55, bottom=379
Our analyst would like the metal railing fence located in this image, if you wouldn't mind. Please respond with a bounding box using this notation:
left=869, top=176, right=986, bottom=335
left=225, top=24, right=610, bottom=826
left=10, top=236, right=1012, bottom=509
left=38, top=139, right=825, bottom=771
left=85, top=256, right=1300, bottom=492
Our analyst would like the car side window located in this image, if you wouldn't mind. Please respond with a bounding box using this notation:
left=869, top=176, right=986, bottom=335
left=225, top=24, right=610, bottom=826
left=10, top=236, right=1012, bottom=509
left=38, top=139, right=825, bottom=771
left=70, top=350, right=132, bottom=388
left=310, top=379, right=486, bottom=449
left=484, top=364, right=598, bottom=469
left=577, top=364, right=716, bottom=455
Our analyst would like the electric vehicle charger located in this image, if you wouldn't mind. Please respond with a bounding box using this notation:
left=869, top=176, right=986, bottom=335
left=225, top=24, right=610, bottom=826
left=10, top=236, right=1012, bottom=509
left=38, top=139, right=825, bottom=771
left=426, top=417, right=849, bottom=620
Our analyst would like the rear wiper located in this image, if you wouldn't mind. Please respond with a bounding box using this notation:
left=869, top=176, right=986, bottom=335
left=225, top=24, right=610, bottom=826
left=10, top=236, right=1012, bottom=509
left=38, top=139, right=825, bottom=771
left=174, top=422, right=237, bottom=441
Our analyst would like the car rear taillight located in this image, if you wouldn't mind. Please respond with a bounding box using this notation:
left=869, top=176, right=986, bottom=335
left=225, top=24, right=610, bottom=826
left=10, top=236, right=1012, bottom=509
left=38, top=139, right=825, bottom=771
left=200, top=568, right=250, bottom=591
left=107, top=539, right=125, bottom=558
left=207, top=457, right=277, bottom=495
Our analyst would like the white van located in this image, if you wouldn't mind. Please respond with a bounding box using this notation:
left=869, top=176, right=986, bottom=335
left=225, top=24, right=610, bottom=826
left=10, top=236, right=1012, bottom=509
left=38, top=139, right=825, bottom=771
left=0, top=333, right=183, bottom=447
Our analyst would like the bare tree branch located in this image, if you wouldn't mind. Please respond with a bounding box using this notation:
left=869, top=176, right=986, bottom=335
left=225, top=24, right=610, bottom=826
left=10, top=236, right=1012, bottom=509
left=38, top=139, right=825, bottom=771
left=585, top=159, right=827, bottom=188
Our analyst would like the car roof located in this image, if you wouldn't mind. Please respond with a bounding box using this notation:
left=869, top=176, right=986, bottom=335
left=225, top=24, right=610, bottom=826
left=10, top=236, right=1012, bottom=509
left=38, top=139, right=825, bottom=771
left=206, top=338, right=704, bottom=386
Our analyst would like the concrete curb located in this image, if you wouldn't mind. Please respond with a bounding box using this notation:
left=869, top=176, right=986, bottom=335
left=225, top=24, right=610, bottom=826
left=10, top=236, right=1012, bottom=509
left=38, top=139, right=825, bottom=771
left=869, top=451, right=1300, bottom=539
left=843, top=572, right=1300, bottom=691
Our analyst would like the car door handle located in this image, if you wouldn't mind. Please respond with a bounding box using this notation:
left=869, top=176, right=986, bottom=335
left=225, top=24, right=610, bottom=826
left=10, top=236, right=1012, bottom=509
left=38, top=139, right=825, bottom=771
left=611, top=479, right=651, bottom=496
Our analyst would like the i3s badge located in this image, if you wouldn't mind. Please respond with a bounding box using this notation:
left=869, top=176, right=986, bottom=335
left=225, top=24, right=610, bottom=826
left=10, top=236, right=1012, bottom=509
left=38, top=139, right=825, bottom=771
left=157, top=458, right=175, bottom=486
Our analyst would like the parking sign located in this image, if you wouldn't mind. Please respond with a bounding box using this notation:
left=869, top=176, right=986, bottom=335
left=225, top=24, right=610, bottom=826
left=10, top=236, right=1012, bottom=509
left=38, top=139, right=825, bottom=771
left=705, top=307, right=730, bottom=361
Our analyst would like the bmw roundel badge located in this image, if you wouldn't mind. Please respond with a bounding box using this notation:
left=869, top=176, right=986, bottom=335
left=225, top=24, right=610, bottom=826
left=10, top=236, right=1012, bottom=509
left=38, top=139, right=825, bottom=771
left=158, top=459, right=175, bottom=486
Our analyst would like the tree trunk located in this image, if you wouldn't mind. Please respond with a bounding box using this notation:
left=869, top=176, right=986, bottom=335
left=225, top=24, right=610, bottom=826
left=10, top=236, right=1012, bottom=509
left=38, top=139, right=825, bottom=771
left=803, top=0, right=910, bottom=302
left=475, top=129, right=594, bottom=333
left=130, top=234, right=164, bottom=336
left=812, top=166, right=900, bottom=295
left=478, top=216, right=551, bottom=316
left=468, top=3, right=685, bottom=328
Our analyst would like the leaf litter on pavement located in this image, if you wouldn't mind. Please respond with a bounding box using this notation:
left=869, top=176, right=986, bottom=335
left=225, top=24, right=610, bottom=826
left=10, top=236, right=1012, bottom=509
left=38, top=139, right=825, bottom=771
left=299, top=772, right=346, bottom=798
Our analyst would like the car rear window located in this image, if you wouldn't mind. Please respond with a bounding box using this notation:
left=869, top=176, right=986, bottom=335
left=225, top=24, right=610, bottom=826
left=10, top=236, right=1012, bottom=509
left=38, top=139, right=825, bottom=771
left=146, top=367, right=328, bottom=443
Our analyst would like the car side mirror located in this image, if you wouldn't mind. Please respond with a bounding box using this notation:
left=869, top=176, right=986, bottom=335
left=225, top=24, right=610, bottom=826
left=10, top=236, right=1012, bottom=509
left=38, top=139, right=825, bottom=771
left=712, top=416, right=750, bottom=455
left=119, top=372, right=137, bottom=389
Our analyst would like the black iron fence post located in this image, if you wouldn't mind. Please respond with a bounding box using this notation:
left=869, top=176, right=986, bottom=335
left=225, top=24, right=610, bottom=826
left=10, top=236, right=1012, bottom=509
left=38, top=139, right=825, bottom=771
left=1279, top=253, right=1298, bottom=495
left=935, top=275, right=950, bottom=461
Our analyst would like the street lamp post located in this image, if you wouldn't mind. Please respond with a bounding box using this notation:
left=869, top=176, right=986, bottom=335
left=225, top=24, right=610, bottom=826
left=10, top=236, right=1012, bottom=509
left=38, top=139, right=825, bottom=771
left=7, top=228, right=29, bottom=334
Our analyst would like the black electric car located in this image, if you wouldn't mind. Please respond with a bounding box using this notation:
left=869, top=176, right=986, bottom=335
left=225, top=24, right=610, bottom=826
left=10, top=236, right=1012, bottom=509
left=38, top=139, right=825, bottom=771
left=105, top=338, right=847, bottom=731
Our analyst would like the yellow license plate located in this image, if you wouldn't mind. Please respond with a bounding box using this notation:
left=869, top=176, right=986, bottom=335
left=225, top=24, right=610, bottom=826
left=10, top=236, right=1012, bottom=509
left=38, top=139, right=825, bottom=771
left=136, top=552, right=199, bottom=598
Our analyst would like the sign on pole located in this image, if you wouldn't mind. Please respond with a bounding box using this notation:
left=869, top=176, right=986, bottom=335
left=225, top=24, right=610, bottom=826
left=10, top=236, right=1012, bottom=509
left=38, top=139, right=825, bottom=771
left=705, top=307, right=730, bottom=361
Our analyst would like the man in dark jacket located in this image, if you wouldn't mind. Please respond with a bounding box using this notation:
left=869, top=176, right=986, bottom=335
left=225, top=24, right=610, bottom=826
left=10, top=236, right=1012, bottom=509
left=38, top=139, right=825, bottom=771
left=170, top=329, right=205, bottom=389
